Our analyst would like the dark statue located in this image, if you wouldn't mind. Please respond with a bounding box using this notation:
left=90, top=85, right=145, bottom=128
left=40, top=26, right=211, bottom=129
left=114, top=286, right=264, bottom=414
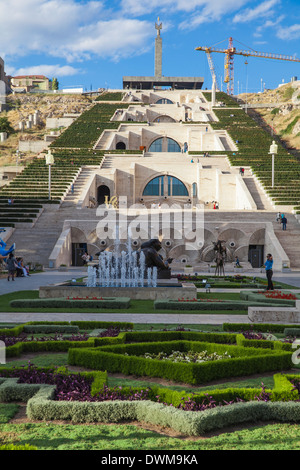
left=212, top=239, right=227, bottom=276
left=139, top=239, right=173, bottom=279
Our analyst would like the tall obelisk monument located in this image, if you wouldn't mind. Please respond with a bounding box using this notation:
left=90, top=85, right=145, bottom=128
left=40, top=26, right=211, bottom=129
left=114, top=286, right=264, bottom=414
left=155, top=17, right=162, bottom=78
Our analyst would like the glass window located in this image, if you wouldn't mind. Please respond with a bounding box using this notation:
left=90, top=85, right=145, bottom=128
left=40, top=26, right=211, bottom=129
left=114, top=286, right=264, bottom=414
left=168, top=176, right=188, bottom=196
left=143, top=176, right=163, bottom=196
left=143, top=175, right=188, bottom=197
left=156, top=98, right=173, bottom=104
left=149, top=138, right=163, bottom=152
left=171, top=177, right=189, bottom=196
left=192, top=182, right=197, bottom=197
left=167, top=138, right=181, bottom=152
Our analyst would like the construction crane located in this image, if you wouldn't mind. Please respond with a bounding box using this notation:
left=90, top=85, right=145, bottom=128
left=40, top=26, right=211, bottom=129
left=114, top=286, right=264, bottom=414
left=196, top=37, right=300, bottom=95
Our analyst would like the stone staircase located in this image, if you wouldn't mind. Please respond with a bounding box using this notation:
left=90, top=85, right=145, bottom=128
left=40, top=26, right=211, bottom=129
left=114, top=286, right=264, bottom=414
left=273, top=214, right=300, bottom=269
left=62, top=167, right=98, bottom=207
left=242, top=171, right=274, bottom=211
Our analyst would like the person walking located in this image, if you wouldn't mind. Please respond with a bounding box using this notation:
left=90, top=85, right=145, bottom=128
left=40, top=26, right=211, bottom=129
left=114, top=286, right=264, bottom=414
left=6, top=252, right=17, bottom=281
left=282, top=215, right=287, bottom=230
left=276, top=212, right=281, bottom=222
left=264, top=253, right=274, bottom=291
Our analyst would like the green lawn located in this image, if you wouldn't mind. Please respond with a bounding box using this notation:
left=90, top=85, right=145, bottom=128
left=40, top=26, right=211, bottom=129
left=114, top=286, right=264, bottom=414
left=0, top=290, right=247, bottom=315
left=0, top=421, right=299, bottom=450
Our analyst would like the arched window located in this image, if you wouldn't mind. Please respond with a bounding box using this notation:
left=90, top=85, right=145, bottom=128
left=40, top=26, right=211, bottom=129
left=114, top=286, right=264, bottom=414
left=192, top=182, right=197, bottom=197
left=149, top=138, right=163, bottom=152
left=168, top=176, right=189, bottom=196
left=168, top=138, right=181, bottom=152
left=156, top=98, right=173, bottom=104
left=143, top=176, right=164, bottom=196
left=143, top=176, right=188, bottom=197
left=149, top=137, right=181, bottom=153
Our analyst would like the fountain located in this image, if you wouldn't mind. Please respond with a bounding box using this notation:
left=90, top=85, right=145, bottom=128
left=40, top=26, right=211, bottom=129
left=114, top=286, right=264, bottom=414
left=39, top=237, right=197, bottom=301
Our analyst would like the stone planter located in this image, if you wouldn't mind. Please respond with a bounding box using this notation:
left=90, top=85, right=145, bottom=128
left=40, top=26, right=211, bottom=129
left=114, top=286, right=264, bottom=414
left=184, top=267, right=194, bottom=275
left=58, top=266, right=68, bottom=272
left=234, top=267, right=244, bottom=273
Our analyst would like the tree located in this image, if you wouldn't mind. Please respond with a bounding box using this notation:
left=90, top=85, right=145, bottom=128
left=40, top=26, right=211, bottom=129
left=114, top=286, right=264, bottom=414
left=0, top=116, right=14, bottom=135
left=52, top=78, right=59, bottom=90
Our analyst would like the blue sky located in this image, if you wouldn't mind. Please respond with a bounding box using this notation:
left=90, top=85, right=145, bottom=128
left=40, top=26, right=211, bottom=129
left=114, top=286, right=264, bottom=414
left=0, top=0, right=300, bottom=93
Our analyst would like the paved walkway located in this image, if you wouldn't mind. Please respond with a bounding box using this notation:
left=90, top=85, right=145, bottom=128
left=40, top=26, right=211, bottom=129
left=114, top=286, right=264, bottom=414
left=0, top=268, right=300, bottom=325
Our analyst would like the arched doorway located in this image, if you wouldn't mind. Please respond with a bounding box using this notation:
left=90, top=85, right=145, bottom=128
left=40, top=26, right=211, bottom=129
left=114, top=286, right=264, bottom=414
left=116, top=141, right=126, bottom=150
left=97, top=185, right=110, bottom=205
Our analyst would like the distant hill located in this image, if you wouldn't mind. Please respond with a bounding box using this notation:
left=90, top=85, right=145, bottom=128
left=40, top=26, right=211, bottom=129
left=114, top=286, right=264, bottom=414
left=238, top=82, right=300, bottom=155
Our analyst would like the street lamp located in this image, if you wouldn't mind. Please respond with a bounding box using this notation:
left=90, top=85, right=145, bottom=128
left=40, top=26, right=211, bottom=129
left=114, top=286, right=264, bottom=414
left=45, top=149, right=54, bottom=200
left=245, top=60, right=248, bottom=114
left=269, top=141, right=278, bottom=188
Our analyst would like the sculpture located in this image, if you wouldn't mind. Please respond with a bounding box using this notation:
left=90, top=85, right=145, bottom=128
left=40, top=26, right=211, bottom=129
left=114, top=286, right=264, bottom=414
left=0, top=238, right=15, bottom=258
left=212, top=240, right=226, bottom=276
left=139, top=239, right=173, bottom=279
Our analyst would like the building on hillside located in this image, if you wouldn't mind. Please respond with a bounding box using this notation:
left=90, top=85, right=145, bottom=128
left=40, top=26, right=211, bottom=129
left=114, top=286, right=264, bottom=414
left=11, top=75, right=51, bottom=92
left=42, top=88, right=291, bottom=272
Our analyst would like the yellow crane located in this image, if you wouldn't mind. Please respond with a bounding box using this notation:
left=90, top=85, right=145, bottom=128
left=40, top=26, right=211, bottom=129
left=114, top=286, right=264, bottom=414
left=196, top=37, right=300, bottom=95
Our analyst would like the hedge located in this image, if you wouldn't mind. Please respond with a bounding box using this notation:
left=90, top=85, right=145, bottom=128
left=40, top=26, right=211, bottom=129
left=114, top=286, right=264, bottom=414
left=68, top=340, right=293, bottom=385
left=123, top=330, right=237, bottom=345
left=1, top=371, right=299, bottom=436
left=23, top=325, right=80, bottom=334
left=239, top=290, right=297, bottom=306
left=21, top=382, right=300, bottom=435
left=9, top=297, right=131, bottom=310
left=0, top=370, right=107, bottom=402
left=284, top=328, right=300, bottom=337
left=153, top=299, right=287, bottom=311
left=0, top=444, right=38, bottom=450
left=223, top=323, right=300, bottom=334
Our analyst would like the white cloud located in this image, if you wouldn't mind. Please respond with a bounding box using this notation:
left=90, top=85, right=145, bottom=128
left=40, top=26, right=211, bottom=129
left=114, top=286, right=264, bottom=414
left=277, top=24, right=300, bottom=40
left=233, top=0, right=280, bottom=23
left=6, top=64, right=82, bottom=78
left=0, top=0, right=153, bottom=62
left=178, top=0, right=250, bottom=30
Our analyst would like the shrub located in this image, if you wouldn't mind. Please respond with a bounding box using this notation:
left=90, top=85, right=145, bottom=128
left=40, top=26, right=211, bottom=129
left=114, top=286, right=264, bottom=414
left=9, top=297, right=131, bottom=309
left=68, top=340, right=293, bottom=385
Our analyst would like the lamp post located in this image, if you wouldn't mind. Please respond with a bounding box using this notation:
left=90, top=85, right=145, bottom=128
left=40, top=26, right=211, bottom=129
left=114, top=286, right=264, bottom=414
left=269, top=141, right=278, bottom=188
left=45, top=150, right=54, bottom=200
left=245, top=60, right=248, bottom=114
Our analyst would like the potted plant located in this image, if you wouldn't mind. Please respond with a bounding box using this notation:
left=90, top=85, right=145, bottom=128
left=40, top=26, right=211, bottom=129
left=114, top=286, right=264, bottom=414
left=59, top=264, right=68, bottom=272
left=184, top=265, right=194, bottom=274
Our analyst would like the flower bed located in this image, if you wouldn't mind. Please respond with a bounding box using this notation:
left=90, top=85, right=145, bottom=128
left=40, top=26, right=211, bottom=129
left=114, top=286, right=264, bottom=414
left=1, top=368, right=300, bottom=435
left=68, top=340, right=293, bottom=385
left=143, top=350, right=231, bottom=363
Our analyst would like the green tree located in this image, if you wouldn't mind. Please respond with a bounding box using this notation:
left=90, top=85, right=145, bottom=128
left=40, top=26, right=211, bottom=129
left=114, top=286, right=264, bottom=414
left=0, top=116, right=14, bottom=135
left=52, top=78, right=59, bottom=90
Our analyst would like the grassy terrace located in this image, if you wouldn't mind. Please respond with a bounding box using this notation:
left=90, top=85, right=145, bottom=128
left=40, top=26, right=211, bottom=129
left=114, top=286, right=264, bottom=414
left=195, top=92, right=300, bottom=212
left=50, top=102, right=132, bottom=149
left=95, top=91, right=125, bottom=101
left=0, top=152, right=104, bottom=227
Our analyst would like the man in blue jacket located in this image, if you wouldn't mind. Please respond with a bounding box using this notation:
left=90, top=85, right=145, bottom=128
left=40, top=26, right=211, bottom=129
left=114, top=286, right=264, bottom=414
left=264, top=253, right=274, bottom=290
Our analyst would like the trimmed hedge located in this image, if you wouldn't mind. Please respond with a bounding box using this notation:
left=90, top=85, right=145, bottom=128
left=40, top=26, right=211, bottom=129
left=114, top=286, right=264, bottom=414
left=0, top=444, right=38, bottom=450
left=68, top=340, right=293, bottom=385
left=0, top=369, right=107, bottom=402
left=23, top=325, right=80, bottom=334
left=284, top=328, right=300, bottom=337
left=223, top=322, right=300, bottom=334
left=240, top=290, right=297, bottom=306
left=153, top=299, right=288, bottom=311
left=9, top=297, right=131, bottom=310
left=23, top=382, right=300, bottom=435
